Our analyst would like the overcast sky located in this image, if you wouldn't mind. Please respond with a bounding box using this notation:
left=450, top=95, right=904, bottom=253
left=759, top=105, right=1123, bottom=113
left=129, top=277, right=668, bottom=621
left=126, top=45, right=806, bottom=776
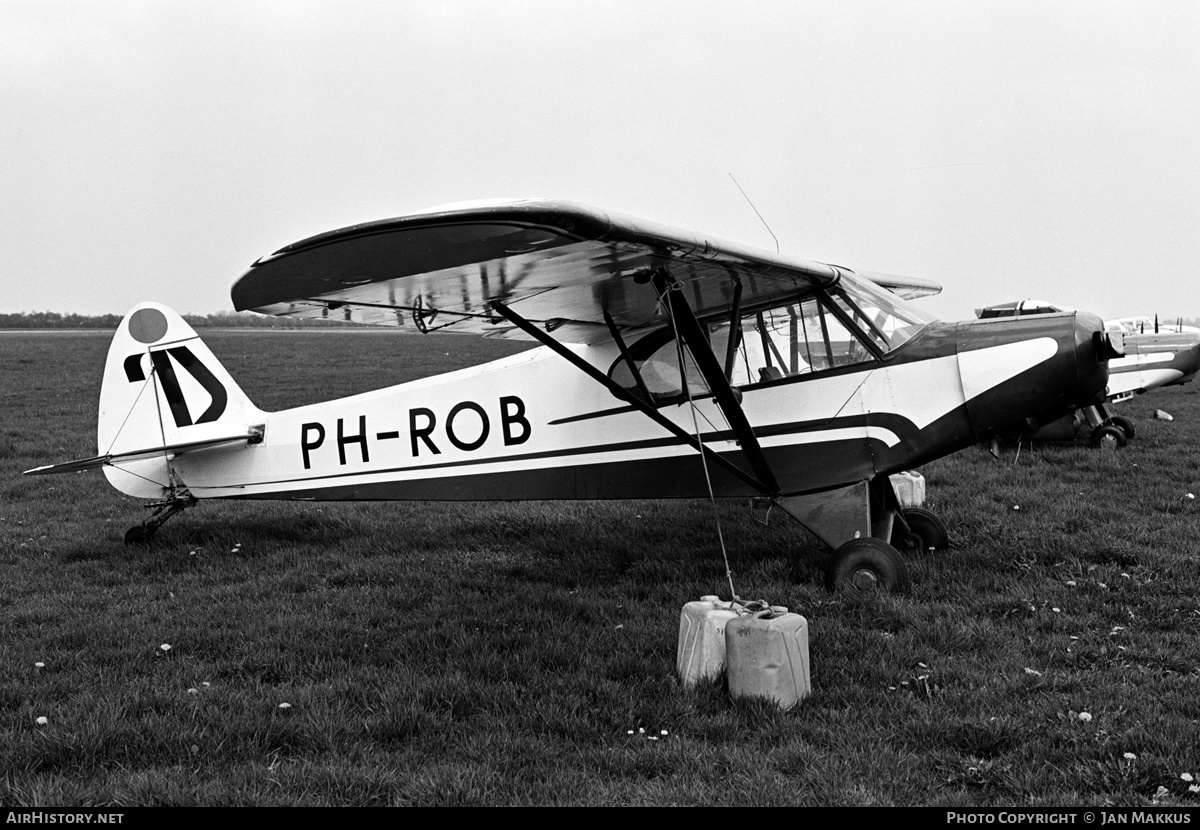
left=3, top=0, right=1197, bottom=323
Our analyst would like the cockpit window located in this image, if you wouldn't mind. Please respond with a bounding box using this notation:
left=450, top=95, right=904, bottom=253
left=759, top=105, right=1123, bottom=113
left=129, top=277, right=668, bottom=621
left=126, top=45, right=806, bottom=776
left=607, top=274, right=934, bottom=401
left=610, top=336, right=708, bottom=401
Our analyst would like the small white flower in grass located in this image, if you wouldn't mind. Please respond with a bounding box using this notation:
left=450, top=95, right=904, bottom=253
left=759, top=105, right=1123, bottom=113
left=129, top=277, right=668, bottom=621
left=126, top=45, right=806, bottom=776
left=1190, top=784, right=1200, bottom=794
left=1182, top=772, right=1195, bottom=782
left=1013, top=505, right=1020, bottom=511
left=627, top=730, right=634, bottom=735
left=1066, top=580, right=1076, bottom=586
left=160, top=643, right=171, bottom=652
left=1052, top=607, right=1061, bottom=613
left=34, top=662, right=44, bottom=668
left=1079, top=712, right=1093, bottom=722
left=278, top=702, right=291, bottom=709
left=35, top=716, right=47, bottom=725
left=187, top=688, right=198, bottom=695
left=1024, top=668, right=1042, bottom=676
left=1124, top=752, right=1137, bottom=761
left=1187, top=494, right=1195, bottom=500
left=202, top=682, right=210, bottom=688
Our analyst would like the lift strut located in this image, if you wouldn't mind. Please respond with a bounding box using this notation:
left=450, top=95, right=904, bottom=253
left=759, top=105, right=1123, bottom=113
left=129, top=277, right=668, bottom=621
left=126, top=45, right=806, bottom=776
left=488, top=300, right=775, bottom=495
left=650, top=269, right=780, bottom=494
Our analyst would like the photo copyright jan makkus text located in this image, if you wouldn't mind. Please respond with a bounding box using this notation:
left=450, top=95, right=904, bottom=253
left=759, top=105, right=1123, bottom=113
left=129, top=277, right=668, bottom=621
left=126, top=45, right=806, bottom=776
left=947, top=814, right=1192, bottom=825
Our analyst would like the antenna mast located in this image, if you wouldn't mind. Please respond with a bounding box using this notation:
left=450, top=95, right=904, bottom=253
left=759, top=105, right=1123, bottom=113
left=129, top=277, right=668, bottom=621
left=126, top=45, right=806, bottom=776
left=729, top=173, right=779, bottom=253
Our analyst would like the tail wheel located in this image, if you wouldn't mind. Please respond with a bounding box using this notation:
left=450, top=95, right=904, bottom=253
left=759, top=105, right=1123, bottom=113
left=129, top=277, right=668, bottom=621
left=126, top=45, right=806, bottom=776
left=1090, top=424, right=1127, bottom=450
left=900, top=507, right=950, bottom=553
left=825, top=538, right=911, bottom=594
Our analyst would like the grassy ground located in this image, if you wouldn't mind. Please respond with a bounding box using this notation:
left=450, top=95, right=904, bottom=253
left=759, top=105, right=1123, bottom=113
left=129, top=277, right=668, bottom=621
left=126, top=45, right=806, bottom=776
left=2, top=330, right=1199, bottom=806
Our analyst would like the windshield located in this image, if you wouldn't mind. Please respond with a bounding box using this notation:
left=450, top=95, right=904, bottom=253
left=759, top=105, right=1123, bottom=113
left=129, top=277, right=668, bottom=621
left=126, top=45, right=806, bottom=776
left=837, top=274, right=937, bottom=349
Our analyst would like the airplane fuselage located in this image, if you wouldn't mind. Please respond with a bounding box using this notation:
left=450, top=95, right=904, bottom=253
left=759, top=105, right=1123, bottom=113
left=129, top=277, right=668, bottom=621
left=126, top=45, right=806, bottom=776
left=109, top=312, right=1110, bottom=505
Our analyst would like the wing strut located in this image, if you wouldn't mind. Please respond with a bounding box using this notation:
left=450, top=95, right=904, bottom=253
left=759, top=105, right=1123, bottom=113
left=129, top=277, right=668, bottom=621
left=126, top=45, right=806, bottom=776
left=651, top=269, right=780, bottom=494
left=488, top=301, right=775, bottom=495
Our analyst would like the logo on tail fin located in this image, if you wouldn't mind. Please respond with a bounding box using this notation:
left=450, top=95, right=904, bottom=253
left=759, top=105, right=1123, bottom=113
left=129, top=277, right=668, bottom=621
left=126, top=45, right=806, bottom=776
left=125, top=347, right=227, bottom=427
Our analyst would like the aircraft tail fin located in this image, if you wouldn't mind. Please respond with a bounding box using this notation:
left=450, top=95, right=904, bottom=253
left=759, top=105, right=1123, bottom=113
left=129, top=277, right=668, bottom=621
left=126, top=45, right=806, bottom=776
left=93, top=303, right=263, bottom=498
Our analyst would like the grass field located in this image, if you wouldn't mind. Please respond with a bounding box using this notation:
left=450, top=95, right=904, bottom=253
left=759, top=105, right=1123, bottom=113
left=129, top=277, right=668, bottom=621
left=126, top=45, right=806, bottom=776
left=3, top=330, right=1200, bottom=806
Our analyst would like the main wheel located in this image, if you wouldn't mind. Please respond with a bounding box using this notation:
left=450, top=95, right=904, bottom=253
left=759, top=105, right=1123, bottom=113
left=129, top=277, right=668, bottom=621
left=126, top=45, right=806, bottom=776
left=124, top=525, right=156, bottom=546
left=1090, top=423, right=1127, bottom=450
left=825, top=538, right=911, bottom=594
left=1106, top=416, right=1136, bottom=441
left=900, top=507, right=950, bottom=552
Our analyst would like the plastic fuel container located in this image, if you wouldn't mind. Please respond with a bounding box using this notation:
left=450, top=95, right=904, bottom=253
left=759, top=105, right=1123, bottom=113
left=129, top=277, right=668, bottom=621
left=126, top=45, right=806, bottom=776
left=677, top=595, right=737, bottom=687
left=889, top=471, right=926, bottom=507
left=725, top=606, right=811, bottom=709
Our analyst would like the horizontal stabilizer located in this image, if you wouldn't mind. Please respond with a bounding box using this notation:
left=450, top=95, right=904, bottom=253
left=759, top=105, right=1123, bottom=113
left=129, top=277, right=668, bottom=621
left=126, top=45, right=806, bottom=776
left=23, top=432, right=260, bottom=477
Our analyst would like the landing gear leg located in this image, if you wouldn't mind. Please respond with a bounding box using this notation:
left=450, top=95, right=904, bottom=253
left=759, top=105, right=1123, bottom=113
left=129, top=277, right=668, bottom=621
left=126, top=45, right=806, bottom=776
left=774, top=475, right=948, bottom=593
left=124, top=490, right=197, bottom=546
left=1083, top=404, right=1130, bottom=449
left=1105, top=415, right=1136, bottom=442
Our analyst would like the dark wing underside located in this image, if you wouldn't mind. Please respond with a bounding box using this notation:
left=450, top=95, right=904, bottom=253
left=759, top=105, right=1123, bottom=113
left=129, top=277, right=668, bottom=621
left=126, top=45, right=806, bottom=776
left=231, top=199, right=938, bottom=344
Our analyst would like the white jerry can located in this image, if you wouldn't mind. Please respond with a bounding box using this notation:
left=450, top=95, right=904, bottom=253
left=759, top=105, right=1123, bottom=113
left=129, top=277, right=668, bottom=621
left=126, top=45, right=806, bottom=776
left=725, top=607, right=811, bottom=710
left=677, top=595, right=738, bottom=687
left=889, top=470, right=926, bottom=507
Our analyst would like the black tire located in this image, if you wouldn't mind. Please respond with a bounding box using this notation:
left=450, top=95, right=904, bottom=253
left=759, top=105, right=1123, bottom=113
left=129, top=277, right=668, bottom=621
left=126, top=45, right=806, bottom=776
left=901, top=507, right=950, bottom=552
left=124, top=525, right=156, bottom=546
left=825, top=538, right=911, bottom=594
left=1090, top=424, right=1127, bottom=450
left=1106, top=416, right=1135, bottom=441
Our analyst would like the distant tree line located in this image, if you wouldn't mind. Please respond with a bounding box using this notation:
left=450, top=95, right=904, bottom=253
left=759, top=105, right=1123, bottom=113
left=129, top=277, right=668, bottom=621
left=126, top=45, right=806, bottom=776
left=0, top=311, right=360, bottom=329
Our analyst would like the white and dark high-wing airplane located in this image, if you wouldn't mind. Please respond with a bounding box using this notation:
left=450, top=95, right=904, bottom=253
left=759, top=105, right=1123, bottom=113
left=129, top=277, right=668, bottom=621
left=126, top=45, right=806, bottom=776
left=26, top=200, right=1122, bottom=592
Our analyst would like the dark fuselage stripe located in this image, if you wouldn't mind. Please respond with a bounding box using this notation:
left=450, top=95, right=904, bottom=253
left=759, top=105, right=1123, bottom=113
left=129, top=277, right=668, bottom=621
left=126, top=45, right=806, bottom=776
left=196, top=410, right=923, bottom=491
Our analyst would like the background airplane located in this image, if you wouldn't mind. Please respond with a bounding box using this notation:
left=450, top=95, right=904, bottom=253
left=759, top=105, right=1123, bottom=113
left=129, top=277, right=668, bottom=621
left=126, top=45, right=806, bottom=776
left=973, top=300, right=1200, bottom=447
left=1107, top=316, right=1200, bottom=335
left=26, top=200, right=1122, bottom=592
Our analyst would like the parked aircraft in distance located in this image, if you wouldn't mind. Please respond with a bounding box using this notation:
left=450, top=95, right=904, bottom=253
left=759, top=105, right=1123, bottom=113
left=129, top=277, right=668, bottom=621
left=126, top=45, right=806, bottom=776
left=974, top=301, right=1200, bottom=448
left=26, top=200, right=1122, bottom=592
left=1106, top=316, right=1200, bottom=336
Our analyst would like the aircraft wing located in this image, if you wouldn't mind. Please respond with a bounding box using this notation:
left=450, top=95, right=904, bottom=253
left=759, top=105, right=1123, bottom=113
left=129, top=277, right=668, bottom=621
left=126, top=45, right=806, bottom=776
left=232, top=199, right=872, bottom=344
left=857, top=270, right=942, bottom=300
